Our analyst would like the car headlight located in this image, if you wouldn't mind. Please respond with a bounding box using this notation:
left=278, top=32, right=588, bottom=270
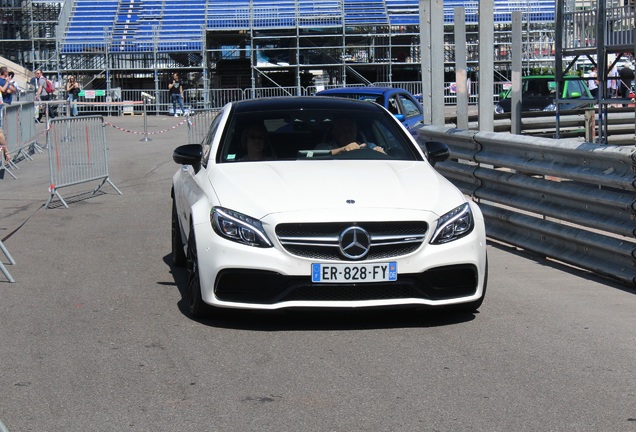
left=430, top=203, right=474, bottom=244
left=494, top=104, right=504, bottom=114
left=211, top=207, right=273, bottom=248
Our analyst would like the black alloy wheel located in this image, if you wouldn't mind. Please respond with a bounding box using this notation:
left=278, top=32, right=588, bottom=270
left=185, top=226, right=207, bottom=318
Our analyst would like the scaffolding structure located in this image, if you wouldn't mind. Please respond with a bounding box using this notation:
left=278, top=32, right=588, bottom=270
left=0, top=0, right=62, bottom=72
left=2, top=1, right=559, bottom=90
left=2, top=0, right=634, bottom=132
left=556, top=0, right=636, bottom=143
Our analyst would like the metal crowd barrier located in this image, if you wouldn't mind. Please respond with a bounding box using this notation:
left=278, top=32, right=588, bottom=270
left=187, top=109, right=219, bottom=144
left=0, top=239, right=16, bottom=283
left=416, top=125, right=636, bottom=286
left=45, top=116, right=122, bottom=208
left=1, top=102, right=40, bottom=178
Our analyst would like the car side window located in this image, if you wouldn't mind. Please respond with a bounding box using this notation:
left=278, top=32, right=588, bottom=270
left=387, top=96, right=400, bottom=114
left=202, top=113, right=223, bottom=168
left=399, top=94, right=421, bottom=118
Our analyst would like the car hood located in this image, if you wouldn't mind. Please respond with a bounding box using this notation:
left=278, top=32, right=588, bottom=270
left=209, top=161, right=463, bottom=219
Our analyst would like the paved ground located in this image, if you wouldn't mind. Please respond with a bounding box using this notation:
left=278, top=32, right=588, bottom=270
left=1, top=113, right=635, bottom=432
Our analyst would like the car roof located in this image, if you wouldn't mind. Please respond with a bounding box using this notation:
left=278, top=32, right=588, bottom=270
left=316, top=87, right=402, bottom=96
left=231, top=96, right=385, bottom=113
left=522, top=75, right=584, bottom=80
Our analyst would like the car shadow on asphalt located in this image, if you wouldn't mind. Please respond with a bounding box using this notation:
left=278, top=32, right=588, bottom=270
left=163, top=254, right=477, bottom=331
left=486, top=240, right=636, bottom=295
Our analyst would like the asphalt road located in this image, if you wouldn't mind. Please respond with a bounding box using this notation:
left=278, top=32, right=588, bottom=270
left=1, top=114, right=635, bottom=432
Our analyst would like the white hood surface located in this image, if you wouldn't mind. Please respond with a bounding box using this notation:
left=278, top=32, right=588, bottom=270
left=210, top=160, right=464, bottom=219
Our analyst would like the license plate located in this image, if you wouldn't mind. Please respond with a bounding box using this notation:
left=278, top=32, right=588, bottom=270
left=311, top=262, right=397, bottom=283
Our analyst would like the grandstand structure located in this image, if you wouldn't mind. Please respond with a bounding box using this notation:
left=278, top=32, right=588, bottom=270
left=1, top=0, right=633, bottom=114
left=2, top=1, right=556, bottom=92
left=55, top=0, right=557, bottom=90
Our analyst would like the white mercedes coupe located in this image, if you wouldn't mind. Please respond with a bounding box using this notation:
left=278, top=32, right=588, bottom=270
left=172, top=97, right=487, bottom=317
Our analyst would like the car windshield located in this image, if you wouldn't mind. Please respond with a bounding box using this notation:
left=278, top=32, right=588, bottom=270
left=522, top=79, right=552, bottom=97
left=217, top=108, right=421, bottom=163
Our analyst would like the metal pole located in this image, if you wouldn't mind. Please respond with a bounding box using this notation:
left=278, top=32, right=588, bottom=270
left=140, top=98, right=151, bottom=142
left=419, top=0, right=432, bottom=125
left=478, top=0, right=495, bottom=132
left=430, top=0, right=444, bottom=126
left=454, top=7, right=468, bottom=130
left=511, top=11, right=523, bottom=135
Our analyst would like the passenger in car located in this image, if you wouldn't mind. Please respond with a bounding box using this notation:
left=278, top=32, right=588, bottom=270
left=316, top=117, right=385, bottom=155
left=239, top=122, right=274, bottom=161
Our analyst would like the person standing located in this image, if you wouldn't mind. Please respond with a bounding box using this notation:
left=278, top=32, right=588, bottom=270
left=34, top=69, right=56, bottom=121
left=587, top=66, right=598, bottom=98
left=0, top=97, right=10, bottom=163
left=607, top=65, right=619, bottom=98
left=65, top=75, right=80, bottom=116
left=618, top=64, right=635, bottom=106
left=7, top=72, right=22, bottom=102
left=0, top=67, right=16, bottom=105
left=168, top=72, right=186, bottom=117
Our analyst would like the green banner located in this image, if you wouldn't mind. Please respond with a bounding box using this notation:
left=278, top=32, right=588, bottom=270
left=78, top=90, right=106, bottom=98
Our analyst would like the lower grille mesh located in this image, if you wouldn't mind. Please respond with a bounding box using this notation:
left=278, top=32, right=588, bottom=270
left=214, top=265, right=478, bottom=304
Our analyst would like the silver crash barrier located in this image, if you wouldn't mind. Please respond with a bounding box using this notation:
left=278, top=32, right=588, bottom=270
left=417, top=125, right=636, bottom=287
left=45, top=116, right=122, bottom=209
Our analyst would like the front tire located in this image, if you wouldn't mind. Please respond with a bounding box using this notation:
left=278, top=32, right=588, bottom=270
left=185, top=225, right=209, bottom=318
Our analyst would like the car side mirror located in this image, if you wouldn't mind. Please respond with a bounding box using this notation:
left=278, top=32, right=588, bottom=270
left=173, top=144, right=203, bottom=173
left=423, top=141, right=450, bottom=166
left=570, top=91, right=581, bottom=99
left=394, top=113, right=406, bottom=122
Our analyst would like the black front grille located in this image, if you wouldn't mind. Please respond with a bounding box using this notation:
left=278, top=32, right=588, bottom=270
left=214, top=265, right=478, bottom=305
left=275, top=221, right=428, bottom=261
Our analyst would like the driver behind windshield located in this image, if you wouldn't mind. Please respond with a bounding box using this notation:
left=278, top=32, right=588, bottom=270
left=316, top=117, right=385, bottom=155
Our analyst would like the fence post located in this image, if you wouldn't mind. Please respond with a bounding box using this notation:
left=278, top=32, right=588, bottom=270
left=140, top=97, right=151, bottom=142
left=584, top=109, right=596, bottom=142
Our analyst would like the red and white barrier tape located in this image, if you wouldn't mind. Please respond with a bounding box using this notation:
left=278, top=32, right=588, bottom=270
left=104, top=116, right=191, bottom=135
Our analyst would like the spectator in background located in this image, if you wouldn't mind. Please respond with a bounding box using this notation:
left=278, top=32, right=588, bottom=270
left=65, top=75, right=80, bottom=116
left=34, top=69, right=56, bottom=121
left=0, top=67, right=16, bottom=105
left=607, top=64, right=619, bottom=97
left=618, top=64, right=635, bottom=106
left=0, top=107, right=10, bottom=163
left=587, top=66, right=598, bottom=98
left=0, top=131, right=10, bottom=163
left=7, top=71, right=21, bottom=102
left=168, top=72, right=186, bottom=117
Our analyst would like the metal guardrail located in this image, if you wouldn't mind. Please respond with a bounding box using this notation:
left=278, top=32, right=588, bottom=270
left=416, top=125, right=636, bottom=286
left=447, top=107, right=636, bottom=145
